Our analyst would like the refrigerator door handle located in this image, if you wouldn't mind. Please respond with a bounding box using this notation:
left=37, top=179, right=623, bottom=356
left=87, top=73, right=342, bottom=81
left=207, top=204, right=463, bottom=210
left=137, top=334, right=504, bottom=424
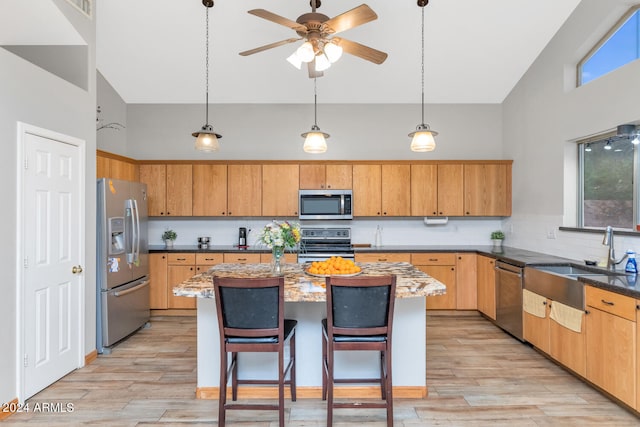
left=125, top=199, right=135, bottom=265
left=113, top=280, right=150, bottom=297
left=133, top=199, right=140, bottom=264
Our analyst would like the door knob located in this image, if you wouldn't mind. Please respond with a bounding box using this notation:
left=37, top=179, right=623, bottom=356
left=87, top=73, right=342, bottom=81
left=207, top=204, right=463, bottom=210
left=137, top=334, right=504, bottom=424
left=72, top=265, right=83, bottom=274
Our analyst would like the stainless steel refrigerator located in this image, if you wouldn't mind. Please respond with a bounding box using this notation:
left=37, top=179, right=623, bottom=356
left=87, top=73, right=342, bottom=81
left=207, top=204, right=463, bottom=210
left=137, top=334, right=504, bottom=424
left=97, top=178, right=150, bottom=354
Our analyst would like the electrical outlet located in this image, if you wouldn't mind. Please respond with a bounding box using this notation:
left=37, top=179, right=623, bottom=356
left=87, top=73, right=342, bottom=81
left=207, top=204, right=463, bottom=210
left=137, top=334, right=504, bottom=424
left=546, top=228, right=557, bottom=239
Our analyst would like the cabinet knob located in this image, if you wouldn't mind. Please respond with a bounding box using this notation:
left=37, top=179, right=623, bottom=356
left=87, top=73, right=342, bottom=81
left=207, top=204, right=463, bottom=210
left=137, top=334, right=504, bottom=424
left=466, top=211, right=470, bottom=215
left=439, top=212, right=443, bottom=215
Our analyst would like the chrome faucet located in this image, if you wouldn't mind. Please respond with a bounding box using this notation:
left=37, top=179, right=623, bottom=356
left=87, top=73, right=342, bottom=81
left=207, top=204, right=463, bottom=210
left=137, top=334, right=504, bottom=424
left=603, top=226, right=627, bottom=270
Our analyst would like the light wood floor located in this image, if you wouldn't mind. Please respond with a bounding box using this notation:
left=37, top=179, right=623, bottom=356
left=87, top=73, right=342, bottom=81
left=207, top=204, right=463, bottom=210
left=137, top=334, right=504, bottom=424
left=4, top=313, right=639, bottom=426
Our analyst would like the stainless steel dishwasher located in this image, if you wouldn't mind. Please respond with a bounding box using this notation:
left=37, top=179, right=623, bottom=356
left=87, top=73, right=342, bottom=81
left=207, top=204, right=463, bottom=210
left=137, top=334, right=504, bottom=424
left=495, top=260, right=524, bottom=341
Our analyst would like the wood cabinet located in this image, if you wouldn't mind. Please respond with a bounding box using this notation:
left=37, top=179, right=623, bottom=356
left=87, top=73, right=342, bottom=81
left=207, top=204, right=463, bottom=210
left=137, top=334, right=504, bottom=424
left=412, top=253, right=457, bottom=310
left=477, top=255, right=496, bottom=320
left=352, top=164, right=410, bottom=216
left=227, top=164, right=262, bottom=216
left=523, top=294, right=550, bottom=354
left=139, top=164, right=192, bottom=216
left=354, top=253, right=411, bottom=263
left=464, top=164, right=511, bottom=216
left=455, top=253, right=477, bottom=310
left=167, top=253, right=197, bottom=309
left=585, top=286, right=636, bottom=408
left=410, top=164, right=464, bottom=216
left=97, top=152, right=138, bottom=181
left=299, top=164, right=352, bottom=189
left=223, top=253, right=262, bottom=264
left=149, top=253, right=168, bottom=309
left=262, top=164, right=299, bottom=216
left=549, top=307, right=586, bottom=378
left=193, top=164, right=228, bottom=216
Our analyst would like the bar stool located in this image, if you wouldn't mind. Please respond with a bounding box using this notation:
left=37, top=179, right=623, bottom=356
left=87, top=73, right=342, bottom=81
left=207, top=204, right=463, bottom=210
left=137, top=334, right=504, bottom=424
left=213, top=276, right=297, bottom=427
left=321, top=275, right=397, bottom=427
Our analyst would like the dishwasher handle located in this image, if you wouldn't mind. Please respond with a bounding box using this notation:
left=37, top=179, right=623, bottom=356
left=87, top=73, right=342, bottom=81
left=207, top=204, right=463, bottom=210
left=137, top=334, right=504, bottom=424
left=495, top=261, right=523, bottom=277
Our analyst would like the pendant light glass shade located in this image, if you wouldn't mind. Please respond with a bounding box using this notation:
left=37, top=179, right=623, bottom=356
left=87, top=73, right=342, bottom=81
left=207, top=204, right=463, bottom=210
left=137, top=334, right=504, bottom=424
left=193, top=125, right=221, bottom=152
left=409, top=125, right=438, bottom=152
left=302, top=125, right=329, bottom=153
left=193, top=0, right=222, bottom=152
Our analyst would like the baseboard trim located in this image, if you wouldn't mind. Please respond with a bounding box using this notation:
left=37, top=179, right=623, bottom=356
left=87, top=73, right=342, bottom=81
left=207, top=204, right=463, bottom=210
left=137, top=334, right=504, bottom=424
left=196, top=385, right=427, bottom=400
left=0, top=398, right=19, bottom=421
left=151, top=309, right=196, bottom=317
left=85, top=349, right=98, bottom=365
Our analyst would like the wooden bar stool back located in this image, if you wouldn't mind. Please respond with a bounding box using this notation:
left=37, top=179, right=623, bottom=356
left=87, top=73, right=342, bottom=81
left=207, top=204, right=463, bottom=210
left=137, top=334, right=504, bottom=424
left=322, top=275, right=397, bottom=426
left=213, top=276, right=297, bottom=427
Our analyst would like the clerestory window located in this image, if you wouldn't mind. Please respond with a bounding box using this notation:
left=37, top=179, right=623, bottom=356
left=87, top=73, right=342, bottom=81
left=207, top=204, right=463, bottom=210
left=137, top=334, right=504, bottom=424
left=578, top=5, right=640, bottom=86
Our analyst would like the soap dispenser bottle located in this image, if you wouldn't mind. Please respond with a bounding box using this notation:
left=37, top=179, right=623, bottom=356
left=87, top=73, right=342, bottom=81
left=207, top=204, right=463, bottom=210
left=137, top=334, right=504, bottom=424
left=374, top=225, right=382, bottom=248
left=625, top=250, right=637, bottom=274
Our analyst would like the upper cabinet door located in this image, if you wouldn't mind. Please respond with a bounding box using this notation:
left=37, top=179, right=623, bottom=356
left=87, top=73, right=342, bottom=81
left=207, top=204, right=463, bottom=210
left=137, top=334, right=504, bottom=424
left=325, top=164, right=352, bottom=189
left=193, top=164, right=228, bottom=216
left=227, top=164, right=262, bottom=217
left=411, top=164, right=438, bottom=216
left=438, top=164, right=464, bottom=216
left=464, top=164, right=511, bottom=216
left=381, top=164, right=411, bottom=216
left=262, top=164, right=299, bottom=217
left=166, top=164, right=192, bottom=216
left=353, top=164, right=382, bottom=216
left=299, top=164, right=326, bottom=189
left=139, top=164, right=167, bottom=216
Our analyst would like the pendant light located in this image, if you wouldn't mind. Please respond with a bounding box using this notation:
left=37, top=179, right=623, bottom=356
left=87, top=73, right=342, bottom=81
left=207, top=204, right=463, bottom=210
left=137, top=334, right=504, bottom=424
left=193, top=0, right=222, bottom=152
left=301, top=77, right=329, bottom=153
left=409, top=0, right=438, bottom=152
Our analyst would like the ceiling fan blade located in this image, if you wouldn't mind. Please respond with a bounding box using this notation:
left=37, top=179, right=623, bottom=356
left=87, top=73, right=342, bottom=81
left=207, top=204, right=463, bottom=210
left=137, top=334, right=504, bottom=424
left=239, top=38, right=301, bottom=56
left=307, top=61, right=324, bottom=78
left=248, top=9, right=308, bottom=32
left=335, top=37, right=388, bottom=64
left=323, top=4, right=377, bottom=35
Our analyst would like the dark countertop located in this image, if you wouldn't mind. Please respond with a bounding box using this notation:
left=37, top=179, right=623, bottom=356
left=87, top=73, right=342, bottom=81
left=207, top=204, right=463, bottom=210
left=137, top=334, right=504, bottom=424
left=149, top=244, right=640, bottom=299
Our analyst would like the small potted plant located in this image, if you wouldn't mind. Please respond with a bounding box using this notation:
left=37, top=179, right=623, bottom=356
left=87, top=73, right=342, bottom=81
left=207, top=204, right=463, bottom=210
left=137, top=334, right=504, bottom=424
left=491, top=230, right=505, bottom=251
left=162, top=229, right=177, bottom=248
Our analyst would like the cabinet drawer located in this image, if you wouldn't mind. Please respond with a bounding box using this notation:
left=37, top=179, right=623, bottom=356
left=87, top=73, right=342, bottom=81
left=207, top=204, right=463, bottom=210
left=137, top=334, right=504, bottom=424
left=223, top=253, right=261, bottom=264
left=167, top=253, right=196, bottom=265
left=355, top=253, right=411, bottom=263
left=196, top=253, right=224, bottom=266
left=586, top=286, right=636, bottom=321
left=411, top=253, right=456, bottom=265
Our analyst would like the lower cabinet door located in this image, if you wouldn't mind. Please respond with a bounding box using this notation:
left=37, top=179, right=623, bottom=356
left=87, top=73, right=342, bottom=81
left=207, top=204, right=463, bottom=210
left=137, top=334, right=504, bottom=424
left=167, top=265, right=197, bottom=309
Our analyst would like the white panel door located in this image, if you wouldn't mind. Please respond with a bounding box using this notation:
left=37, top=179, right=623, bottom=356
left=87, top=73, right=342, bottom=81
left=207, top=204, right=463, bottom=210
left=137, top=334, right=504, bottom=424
left=23, top=131, right=82, bottom=399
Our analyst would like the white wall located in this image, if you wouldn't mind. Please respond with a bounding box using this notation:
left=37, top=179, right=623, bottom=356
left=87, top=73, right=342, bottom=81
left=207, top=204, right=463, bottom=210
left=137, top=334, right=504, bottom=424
left=0, top=0, right=96, bottom=405
left=503, top=0, right=640, bottom=264
left=96, top=71, right=127, bottom=155
left=126, top=103, right=503, bottom=161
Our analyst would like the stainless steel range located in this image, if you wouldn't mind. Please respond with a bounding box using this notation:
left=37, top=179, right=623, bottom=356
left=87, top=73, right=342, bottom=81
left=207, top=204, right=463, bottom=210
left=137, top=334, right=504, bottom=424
left=298, top=227, right=354, bottom=263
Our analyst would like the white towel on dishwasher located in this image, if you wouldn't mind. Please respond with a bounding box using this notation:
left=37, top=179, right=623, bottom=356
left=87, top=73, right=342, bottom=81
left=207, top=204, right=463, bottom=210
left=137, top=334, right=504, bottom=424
left=523, top=289, right=547, bottom=318
left=550, top=300, right=583, bottom=333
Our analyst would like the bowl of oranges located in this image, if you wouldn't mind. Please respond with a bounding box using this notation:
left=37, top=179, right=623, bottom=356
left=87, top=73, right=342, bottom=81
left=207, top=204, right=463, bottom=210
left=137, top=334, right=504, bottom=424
left=304, top=256, right=362, bottom=277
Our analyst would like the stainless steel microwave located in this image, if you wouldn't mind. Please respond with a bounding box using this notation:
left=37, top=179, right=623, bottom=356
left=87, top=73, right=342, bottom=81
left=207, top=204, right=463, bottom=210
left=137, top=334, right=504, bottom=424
left=299, top=189, right=353, bottom=220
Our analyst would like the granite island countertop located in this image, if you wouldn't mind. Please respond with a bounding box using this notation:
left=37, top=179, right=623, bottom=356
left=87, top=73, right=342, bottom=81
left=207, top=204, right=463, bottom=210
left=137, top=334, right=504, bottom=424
left=173, top=262, right=446, bottom=302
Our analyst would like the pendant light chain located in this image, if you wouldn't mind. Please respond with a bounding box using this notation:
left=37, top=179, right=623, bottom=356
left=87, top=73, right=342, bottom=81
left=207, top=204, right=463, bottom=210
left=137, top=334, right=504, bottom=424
left=420, top=5, right=425, bottom=126
left=205, top=5, right=210, bottom=126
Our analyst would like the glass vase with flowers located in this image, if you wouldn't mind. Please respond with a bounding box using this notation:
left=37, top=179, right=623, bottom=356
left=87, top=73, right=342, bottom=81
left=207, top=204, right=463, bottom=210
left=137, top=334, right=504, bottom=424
left=258, top=220, right=301, bottom=275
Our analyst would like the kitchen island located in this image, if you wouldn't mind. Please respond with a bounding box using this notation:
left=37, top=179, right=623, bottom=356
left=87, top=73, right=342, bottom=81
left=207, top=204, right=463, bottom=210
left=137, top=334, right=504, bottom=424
left=174, top=262, right=445, bottom=399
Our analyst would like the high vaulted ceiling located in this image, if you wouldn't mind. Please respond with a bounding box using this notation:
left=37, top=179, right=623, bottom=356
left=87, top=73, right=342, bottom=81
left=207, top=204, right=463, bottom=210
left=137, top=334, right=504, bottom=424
left=3, top=0, right=583, bottom=104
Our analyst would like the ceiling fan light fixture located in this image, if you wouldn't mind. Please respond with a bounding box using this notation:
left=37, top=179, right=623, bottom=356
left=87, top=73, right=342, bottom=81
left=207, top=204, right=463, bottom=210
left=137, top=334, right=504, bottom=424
left=315, top=53, right=332, bottom=72
left=193, top=125, right=221, bottom=152
left=633, top=135, right=640, bottom=145
left=286, top=52, right=303, bottom=69
left=297, top=41, right=315, bottom=62
left=324, top=41, right=343, bottom=63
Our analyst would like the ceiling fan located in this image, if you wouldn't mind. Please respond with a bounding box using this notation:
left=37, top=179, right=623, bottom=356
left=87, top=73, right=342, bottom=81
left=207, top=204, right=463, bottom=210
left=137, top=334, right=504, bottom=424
left=239, top=1, right=388, bottom=78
